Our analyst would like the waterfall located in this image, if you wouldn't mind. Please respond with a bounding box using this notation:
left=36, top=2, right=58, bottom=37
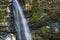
left=12, top=0, right=32, bottom=40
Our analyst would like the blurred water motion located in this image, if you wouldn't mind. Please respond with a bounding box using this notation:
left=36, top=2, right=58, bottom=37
left=12, top=0, right=32, bottom=40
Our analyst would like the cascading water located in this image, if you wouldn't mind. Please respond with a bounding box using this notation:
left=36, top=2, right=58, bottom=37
left=12, top=0, right=32, bottom=40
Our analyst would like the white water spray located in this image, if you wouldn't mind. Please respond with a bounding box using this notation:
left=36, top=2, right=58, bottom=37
left=12, top=0, right=32, bottom=40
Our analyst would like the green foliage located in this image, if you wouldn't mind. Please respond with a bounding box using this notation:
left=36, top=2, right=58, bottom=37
left=32, top=13, right=40, bottom=27
left=25, top=0, right=60, bottom=40
left=0, top=11, right=5, bottom=19
left=0, top=0, right=60, bottom=40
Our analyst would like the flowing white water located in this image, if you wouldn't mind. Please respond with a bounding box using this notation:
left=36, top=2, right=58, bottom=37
left=12, top=0, right=32, bottom=40
left=5, top=34, right=16, bottom=40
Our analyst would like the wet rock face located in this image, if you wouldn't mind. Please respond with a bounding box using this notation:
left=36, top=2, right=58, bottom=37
left=0, top=0, right=11, bottom=26
left=0, top=0, right=12, bottom=5
left=0, top=0, right=12, bottom=9
left=0, top=0, right=16, bottom=35
left=18, top=0, right=26, bottom=5
left=5, top=0, right=12, bottom=2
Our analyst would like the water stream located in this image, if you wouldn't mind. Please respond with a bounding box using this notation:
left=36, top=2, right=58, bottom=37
left=12, top=0, right=32, bottom=40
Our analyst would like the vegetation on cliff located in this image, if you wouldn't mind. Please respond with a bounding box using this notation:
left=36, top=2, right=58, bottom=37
left=0, top=0, right=60, bottom=40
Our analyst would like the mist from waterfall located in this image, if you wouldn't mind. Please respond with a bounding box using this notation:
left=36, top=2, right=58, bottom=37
left=12, top=0, right=32, bottom=40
